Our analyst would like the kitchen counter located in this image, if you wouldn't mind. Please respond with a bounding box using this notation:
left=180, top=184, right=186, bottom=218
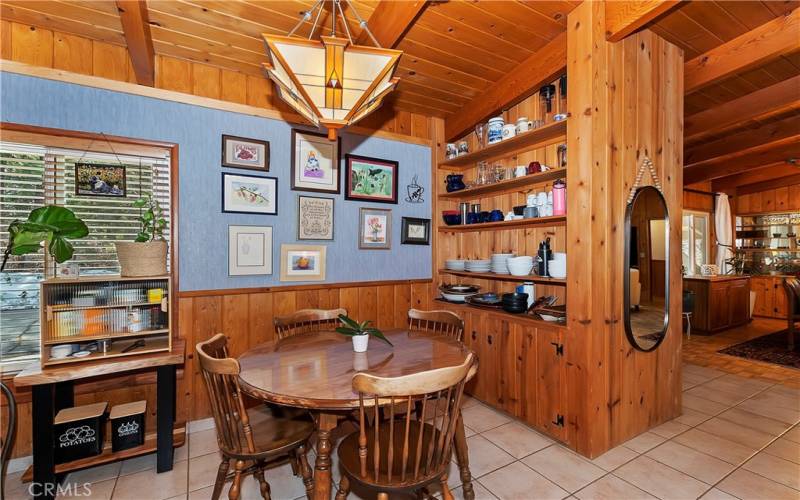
left=683, top=274, right=750, bottom=282
left=683, top=276, right=750, bottom=334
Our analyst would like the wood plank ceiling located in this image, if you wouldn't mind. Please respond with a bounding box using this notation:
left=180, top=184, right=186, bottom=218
left=2, top=0, right=799, bottom=191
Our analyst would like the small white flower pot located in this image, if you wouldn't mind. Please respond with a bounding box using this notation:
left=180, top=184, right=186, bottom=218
left=352, top=335, right=369, bottom=353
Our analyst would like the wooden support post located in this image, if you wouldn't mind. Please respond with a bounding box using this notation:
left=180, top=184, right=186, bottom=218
left=565, top=1, right=683, bottom=457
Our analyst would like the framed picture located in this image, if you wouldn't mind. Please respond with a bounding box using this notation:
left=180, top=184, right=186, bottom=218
left=221, top=135, right=270, bottom=171
left=297, top=195, right=334, bottom=241
left=228, top=225, right=273, bottom=276
left=75, top=163, right=126, bottom=197
left=345, top=154, right=398, bottom=204
left=291, top=129, right=341, bottom=193
left=359, top=208, right=392, bottom=250
left=280, top=244, right=327, bottom=282
left=401, top=217, right=430, bottom=245
left=222, top=173, right=278, bottom=215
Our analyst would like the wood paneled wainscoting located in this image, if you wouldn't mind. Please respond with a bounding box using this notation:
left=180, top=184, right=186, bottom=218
left=1, top=279, right=433, bottom=459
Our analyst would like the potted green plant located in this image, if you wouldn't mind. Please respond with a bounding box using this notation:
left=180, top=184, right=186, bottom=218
left=115, top=194, right=168, bottom=277
left=1, top=205, right=89, bottom=273
left=335, top=314, right=393, bottom=352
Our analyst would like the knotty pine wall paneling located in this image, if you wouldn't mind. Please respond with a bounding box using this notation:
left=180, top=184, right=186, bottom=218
left=565, top=1, right=683, bottom=458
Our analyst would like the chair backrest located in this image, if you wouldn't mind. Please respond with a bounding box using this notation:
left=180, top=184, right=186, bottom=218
left=196, top=334, right=255, bottom=455
left=407, top=309, right=464, bottom=342
left=274, top=308, right=347, bottom=339
left=1, top=381, right=16, bottom=499
left=784, top=278, right=800, bottom=314
left=352, top=353, right=476, bottom=486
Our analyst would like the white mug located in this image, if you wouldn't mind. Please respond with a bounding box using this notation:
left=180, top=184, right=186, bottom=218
left=527, top=193, right=537, bottom=206
left=502, top=124, right=517, bottom=140
left=516, top=117, right=533, bottom=133
left=514, top=165, right=527, bottom=177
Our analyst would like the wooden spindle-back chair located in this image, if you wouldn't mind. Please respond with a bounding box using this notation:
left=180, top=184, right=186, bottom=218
left=335, top=353, right=477, bottom=500
left=196, top=334, right=315, bottom=500
left=408, top=309, right=464, bottom=342
left=274, top=308, right=347, bottom=339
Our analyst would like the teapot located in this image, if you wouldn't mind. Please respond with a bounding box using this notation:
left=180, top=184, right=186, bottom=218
left=445, top=174, right=466, bottom=193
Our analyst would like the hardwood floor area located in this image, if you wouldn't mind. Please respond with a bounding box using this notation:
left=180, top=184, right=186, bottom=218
left=682, top=317, right=800, bottom=388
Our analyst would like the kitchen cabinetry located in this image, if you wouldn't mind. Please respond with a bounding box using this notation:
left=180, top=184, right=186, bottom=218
left=751, top=276, right=790, bottom=319
left=682, top=276, right=751, bottom=333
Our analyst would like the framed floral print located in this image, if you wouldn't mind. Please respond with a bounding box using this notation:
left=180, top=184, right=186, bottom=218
left=228, top=225, right=272, bottom=276
left=221, top=135, right=270, bottom=171
left=359, top=208, right=391, bottom=250
left=280, top=244, right=327, bottom=282
left=345, top=154, right=398, bottom=204
left=297, top=195, right=334, bottom=241
left=291, top=129, right=341, bottom=193
left=401, top=217, right=430, bottom=245
left=222, top=173, right=278, bottom=215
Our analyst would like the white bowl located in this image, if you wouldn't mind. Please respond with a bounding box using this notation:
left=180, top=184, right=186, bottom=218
left=508, top=264, right=533, bottom=276
left=548, top=261, right=567, bottom=278
left=551, top=252, right=567, bottom=262
left=441, top=292, right=476, bottom=302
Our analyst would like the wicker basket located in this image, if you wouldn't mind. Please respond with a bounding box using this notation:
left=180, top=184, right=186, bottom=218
left=115, top=241, right=167, bottom=277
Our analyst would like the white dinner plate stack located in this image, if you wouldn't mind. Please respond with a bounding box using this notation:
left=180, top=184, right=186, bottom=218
left=465, top=259, right=491, bottom=273
left=490, top=253, right=514, bottom=274
left=445, top=259, right=466, bottom=271
left=507, top=256, right=534, bottom=276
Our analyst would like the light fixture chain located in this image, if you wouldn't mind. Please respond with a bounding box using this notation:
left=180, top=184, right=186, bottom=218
left=344, top=0, right=381, bottom=47
left=309, top=0, right=324, bottom=40
left=336, top=0, right=354, bottom=44
left=288, top=0, right=321, bottom=38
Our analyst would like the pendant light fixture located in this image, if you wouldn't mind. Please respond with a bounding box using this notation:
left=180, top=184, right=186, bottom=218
left=262, top=0, right=402, bottom=140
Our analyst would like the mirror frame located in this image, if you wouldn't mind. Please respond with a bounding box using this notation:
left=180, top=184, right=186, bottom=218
left=624, top=185, right=670, bottom=352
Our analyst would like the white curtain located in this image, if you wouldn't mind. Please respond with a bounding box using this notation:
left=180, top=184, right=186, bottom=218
left=715, top=193, right=733, bottom=274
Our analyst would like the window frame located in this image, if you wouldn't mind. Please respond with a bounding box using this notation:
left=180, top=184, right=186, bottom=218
left=682, top=209, right=711, bottom=276
left=0, top=123, right=179, bottom=372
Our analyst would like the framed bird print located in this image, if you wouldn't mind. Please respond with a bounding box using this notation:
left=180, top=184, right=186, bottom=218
left=345, top=154, right=399, bottom=204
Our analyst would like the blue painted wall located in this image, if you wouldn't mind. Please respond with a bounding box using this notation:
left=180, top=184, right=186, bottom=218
left=0, top=72, right=432, bottom=291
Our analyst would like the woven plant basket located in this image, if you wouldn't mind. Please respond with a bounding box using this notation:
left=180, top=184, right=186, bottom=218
left=115, top=241, right=167, bottom=277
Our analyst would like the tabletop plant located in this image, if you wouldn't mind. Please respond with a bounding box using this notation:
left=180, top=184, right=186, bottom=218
left=1, top=205, right=89, bottom=272
left=336, top=314, right=393, bottom=352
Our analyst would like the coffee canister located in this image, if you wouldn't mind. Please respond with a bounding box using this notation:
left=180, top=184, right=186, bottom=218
left=487, top=117, right=504, bottom=144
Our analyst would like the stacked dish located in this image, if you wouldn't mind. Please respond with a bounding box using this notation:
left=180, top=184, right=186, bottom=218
left=445, top=259, right=466, bottom=271
left=465, top=260, right=491, bottom=273
left=490, top=254, right=514, bottom=274
left=501, top=292, right=529, bottom=313
left=439, top=284, right=480, bottom=302
left=549, top=253, right=567, bottom=278
left=507, top=256, right=534, bottom=276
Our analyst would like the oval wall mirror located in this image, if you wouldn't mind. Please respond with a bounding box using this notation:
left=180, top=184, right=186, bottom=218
left=624, top=185, right=670, bottom=352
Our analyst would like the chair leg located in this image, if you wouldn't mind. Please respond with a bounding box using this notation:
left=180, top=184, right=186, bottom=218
left=254, top=461, right=271, bottom=500
left=229, top=459, right=246, bottom=500
left=789, top=319, right=795, bottom=351
left=335, top=475, right=350, bottom=500
left=296, top=444, right=314, bottom=499
left=686, top=313, right=691, bottom=339
left=377, top=493, right=389, bottom=500
left=439, top=473, right=453, bottom=500
left=211, top=459, right=230, bottom=500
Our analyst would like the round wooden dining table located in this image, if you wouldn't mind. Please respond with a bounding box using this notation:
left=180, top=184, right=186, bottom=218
left=238, top=329, right=476, bottom=500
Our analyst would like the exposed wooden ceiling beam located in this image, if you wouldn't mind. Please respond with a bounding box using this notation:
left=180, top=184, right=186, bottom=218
left=684, top=75, right=800, bottom=143
left=736, top=171, right=800, bottom=195
left=443, top=32, right=566, bottom=141
left=684, top=140, right=800, bottom=184
left=604, top=1, right=681, bottom=42
left=685, top=114, right=800, bottom=165
left=355, top=0, right=427, bottom=48
left=712, top=163, right=800, bottom=193
left=685, top=8, right=800, bottom=94
left=116, top=0, right=155, bottom=86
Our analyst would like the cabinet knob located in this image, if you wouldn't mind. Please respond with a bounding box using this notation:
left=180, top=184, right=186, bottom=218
left=488, top=334, right=493, bottom=345
left=472, top=331, right=477, bottom=341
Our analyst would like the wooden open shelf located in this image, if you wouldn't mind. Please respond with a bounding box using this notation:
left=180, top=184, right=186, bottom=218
left=438, top=215, right=566, bottom=232
left=44, top=328, right=170, bottom=346
left=49, top=301, right=165, bottom=313
left=439, top=120, right=567, bottom=169
left=435, top=299, right=566, bottom=329
left=439, top=269, right=566, bottom=286
left=439, top=168, right=565, bottom=200
left=44, top=335, right=171, bottom=365
left=22, top=423, right=186, bottom=482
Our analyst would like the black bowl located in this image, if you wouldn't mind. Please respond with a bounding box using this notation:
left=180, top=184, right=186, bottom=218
left=513, top=205, right=526, bottom=216
left=502, top=292, right=528, bottom=302
left=443, top=213, right=462, bottom=226
left=502, top=303, right=528, bottom=314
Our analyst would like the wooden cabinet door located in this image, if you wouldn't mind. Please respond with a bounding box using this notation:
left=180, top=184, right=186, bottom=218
left=752, top=278, right=773, bottom=317
left=536, top=326, right=566, bottom=441
left=774, top=279, right=788, bottom=319
left=497, top=322, right=522, bottom=417
left=463, top=311, right=482, bottom=397
left=709, top=284, right=730, bottom=330
left=728, top=280, right=750, bottom=326
left=481, top=316, right=509, bottom=410
left=520, top=326, right=538, bottom=427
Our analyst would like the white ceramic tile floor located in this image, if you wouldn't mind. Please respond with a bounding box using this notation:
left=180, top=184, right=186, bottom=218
left=4, top=362, right=799, bottom=500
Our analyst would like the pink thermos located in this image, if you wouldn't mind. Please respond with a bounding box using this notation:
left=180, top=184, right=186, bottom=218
left=553, top=179, right=566, bottom=215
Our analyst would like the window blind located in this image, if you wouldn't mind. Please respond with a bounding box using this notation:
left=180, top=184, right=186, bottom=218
left=0, top=142, right=171, bottom=365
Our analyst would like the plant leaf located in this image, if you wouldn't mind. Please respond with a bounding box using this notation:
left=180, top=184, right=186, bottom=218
left=48, top=237, right=75, bottom=263
left=335, top=327, right=357, bottom=337
left=367, top=328, right=393, bottom=346
left=338, top=314, right=361, bottom=330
